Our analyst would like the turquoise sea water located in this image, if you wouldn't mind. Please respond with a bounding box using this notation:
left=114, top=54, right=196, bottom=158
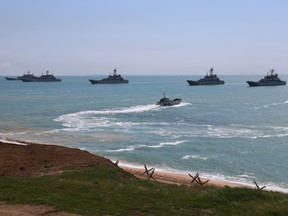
left=1, top=75, right=288, bottom=192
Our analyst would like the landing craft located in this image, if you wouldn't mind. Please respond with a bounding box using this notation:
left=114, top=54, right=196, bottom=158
left=156, top=92, right=182, bottom=106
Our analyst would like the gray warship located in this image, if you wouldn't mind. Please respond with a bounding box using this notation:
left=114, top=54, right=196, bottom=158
left=21, top=71, right=61, bottom=82
left=5, top=71, right=37, bottom=81
left=247, top=69, right=286, bottom=87
left=187, top=67, right=225, bottom=86
left=89, top=68, right=129, bottom=84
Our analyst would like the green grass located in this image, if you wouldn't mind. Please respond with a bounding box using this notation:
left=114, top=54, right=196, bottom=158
left=0, top=167, right=288, bottom=215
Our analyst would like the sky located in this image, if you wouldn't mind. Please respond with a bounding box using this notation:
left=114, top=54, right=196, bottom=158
left=1, top=0, right=288, bottom=75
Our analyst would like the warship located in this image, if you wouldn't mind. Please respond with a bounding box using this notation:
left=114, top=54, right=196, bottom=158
left=247, top=69, right=286, bottom=87
left=89, top=68, right=129, bottom=84
left=5, top=71, right=37, bottom=81
left=187, top=67, right=225, bottom=85
left=21, top=71, right=61, bottom=82
left=156, top=93, right=182, bottom=106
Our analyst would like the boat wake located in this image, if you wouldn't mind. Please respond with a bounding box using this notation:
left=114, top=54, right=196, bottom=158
left=172, top=102, right=191, bottom=107
left=58, top=104, right=160, bottom=117
left=55, top=103, right=189, bottom=131
left=55, top=104, right=156, bottom=129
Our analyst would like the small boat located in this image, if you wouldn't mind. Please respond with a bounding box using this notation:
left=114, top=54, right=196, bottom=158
left=156, top=93, right=182, bottom=106
left=89, top=68, right=129, bottom=84
left=22, top=71, right=61, bottom=82
left=247, top=69, right=286, bottom=87
left=187, top=67, right=225, bottom=85
left=5, top=71, right=36, bottom=81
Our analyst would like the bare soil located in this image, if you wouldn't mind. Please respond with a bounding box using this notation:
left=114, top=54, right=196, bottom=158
left=0, top=140, right=114, bottom=177
left=0, top=140, right=116, bottom=215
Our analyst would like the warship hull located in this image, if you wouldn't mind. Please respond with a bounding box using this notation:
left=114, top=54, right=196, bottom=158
left=5, top=77, right=21, bottom=81
left=22, top=78, right=61, bottom=82
left=187, top=80, right=225, bottom=85
left=89, top=79, right=128, bottom=84
left=21, top=71, right=61, bottom=82
left=156, top=98, right=182, bottom=106
left=247, top=80, right=286, bottom=87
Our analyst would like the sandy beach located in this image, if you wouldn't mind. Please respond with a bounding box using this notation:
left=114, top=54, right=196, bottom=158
left=120, top=165, right=244, bottom=188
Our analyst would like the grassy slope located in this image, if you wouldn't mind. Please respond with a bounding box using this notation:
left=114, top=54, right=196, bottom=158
left=0, top=167, right=287, bottom=216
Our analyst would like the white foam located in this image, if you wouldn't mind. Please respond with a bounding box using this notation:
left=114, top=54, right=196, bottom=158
left=56, top=104, right=160, bottom=121
left=201, top=124, right=288, bottom=139
left=0, top=131, right=28, bottom=136
left=206, top=125, right=262, bottom=139
left=259, top=133, right=288, bottom=138
left=149, top=140, right=185, bottom=148
left=0, top=139, right=27, bottom=146
left=182, top=155, right=208, bottom=160
left=54, top=104, right=164, bottom=130
left=172, top=102, right=191, bottom=107
left=254, top=100, right=288, bottom=110
left=156, top=102, right=191, bottom=108
left=107, top=144, right=147, bottom=152
left=107, top=141, right=185, bottom=152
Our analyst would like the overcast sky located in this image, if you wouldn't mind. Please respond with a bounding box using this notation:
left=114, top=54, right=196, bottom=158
left=1, top=0, right=288, bottom=75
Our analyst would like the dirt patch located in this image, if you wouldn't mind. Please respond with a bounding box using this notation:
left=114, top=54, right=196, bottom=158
left=0, top=140, right=115, bottom=177
left=0, top=139, right=117, bottom=215
left=0, top=202, right=80, bottom=216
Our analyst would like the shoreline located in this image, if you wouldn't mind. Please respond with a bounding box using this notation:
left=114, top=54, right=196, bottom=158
left=118, top=163, right=288, bottom=194
left=0, top=137, right=246, bottom=188
left=1, top=137, right=287, bottom=193
left=120, top=165, right=245, bottom=188
left=116, top=162, right=288, bottom=193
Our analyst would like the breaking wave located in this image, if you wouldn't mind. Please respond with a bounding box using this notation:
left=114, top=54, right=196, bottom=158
left=182, top=155, right=208, bottom=160
left=254, top=100, right=288, bottom=110
left=107, top=140, right=186, bottom=152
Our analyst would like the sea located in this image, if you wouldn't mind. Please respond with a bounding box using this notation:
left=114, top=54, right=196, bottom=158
left=1, top=75, right=288, bottom=193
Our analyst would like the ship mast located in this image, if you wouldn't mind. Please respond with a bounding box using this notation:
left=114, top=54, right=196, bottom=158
left=113, top=68, right=117, bottom=76
left=210, top=67, right=214, bottom=75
